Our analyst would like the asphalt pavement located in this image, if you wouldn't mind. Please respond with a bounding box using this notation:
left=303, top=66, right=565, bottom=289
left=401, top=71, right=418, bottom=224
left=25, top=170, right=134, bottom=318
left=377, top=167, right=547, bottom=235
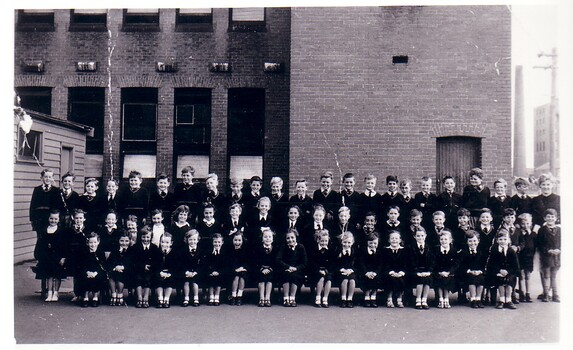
left=12, top=260, right=560, bottom=344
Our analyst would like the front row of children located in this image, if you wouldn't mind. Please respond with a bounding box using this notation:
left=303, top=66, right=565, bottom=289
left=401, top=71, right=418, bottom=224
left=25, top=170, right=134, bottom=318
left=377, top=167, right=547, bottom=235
left=33, top=204, right=560, bottom=309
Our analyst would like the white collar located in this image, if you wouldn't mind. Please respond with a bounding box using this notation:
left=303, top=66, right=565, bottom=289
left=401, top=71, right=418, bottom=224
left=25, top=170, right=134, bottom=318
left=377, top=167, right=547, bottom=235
left=175, top=221, right=189, bottom=228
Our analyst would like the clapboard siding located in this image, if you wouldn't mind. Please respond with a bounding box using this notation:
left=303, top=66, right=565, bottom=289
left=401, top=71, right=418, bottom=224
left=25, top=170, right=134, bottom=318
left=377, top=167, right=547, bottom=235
left=14, top=115, right=90, bottom=263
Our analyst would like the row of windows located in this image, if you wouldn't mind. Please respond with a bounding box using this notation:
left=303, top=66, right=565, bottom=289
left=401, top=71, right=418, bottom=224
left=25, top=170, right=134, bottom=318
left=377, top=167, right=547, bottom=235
left=15, top=86, right=265, bottom=158
left=16, top=8, right=267, bottom=32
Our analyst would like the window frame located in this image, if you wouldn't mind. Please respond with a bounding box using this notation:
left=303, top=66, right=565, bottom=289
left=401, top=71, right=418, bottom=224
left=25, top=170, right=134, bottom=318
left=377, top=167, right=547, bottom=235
left=175, top=8, right=213, bottom=32
left=68, top=87, right=105, bottom=154
left=121, top=8, right=160, bottom=32
left=174, top=88, right=212, bottom=155
left=69, top=9, right=107, bottom=32
left=16, top=9, right=55, bottom=32
left=228, top=8, right=267, bottom=32
left=16, top=128, right=43, bottom=164
left=15, top=87, right=52, bottom=115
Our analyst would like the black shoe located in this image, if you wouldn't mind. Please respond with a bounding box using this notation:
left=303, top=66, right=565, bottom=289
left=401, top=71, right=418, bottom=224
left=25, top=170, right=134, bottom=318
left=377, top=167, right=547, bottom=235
left=495, top=302, right=504, bottom=309
left=363, top=300, right=371, bottom=307
left=422, top=302, right=429, bottom=310
left=259, top=300, right=265, bottom=307
left=290, top=300, right=297, bottom=307
left=192, top=300, right=200, bottom=307
left=347, top=301, right=354, bottom=308
left=314, top=301, right=322, bottom=308
left=552, top=295, right=560, bottom=303
left=340, top=300, right=347, bottom=308
left=371, top=301, right=378, bottom=308
left=228, top=296, right=236, bottom=305
left=90, top=300, right=99, bottom=307
left=265, top=300, right=272, bottom=307
left=471, top=301, right=478, bottom=309
left=505, top=302, right=517, bottom=310
left=537, top=293, right=545, bottom=300
left=477, top=300, right=485, bottom=308
left=182, top=300, right=189, bottom=307
left=235, top=297, right=242, bottom=306
left=322, top=301, right=329, bottom=308
left=542, top=294, right=550, bottom=302
left=81, top=299, right=89, bottom=308
left=525, top=293, right=533, bottom=303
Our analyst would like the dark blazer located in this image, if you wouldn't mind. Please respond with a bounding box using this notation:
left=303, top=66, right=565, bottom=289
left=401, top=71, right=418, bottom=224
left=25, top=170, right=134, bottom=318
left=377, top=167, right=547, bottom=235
left=289, top=194, right=314, bottom=222
left=486, top=246, right=520, bottom=283
left=269, top=192, right=290, bottom=228
left=380, top=192, right=405, bottom=215
left=508, top=194, right=532, bottom=217
left=312, top=189, right=342, bottom=220
left=414, top=192, right=439, bottom=228
left=380, top=246, right=411, bottom=275
left=245, top=212, right=274, bottom=243
left=358, top=192, right=383, bottom=220
left=179, top=245, right=203, bottom=281
left=457, top=246, right=487, bottom=285
left=117, top=187, right=149, bottom=224
left=488, top=195, right=512, bottom=228
left=29, top=184, right=60, bottom=231
left=55, top=189, right=80, bottom=227
left=461, top=185, right=491, bottom=217
left=436, top=191, right=463, bottom=229
left=173, top=182, right=204, bottom=222
left=307, top=243, right=336, bottom=283
left=432, top=244, right=459, bottom=276
left=341, top=190, right=362, bottom=224
left=149, top=190, right=176, bottom=226
left=129, top=242, right=163, bottom=282
left=530, top=193, right=560, bottom=226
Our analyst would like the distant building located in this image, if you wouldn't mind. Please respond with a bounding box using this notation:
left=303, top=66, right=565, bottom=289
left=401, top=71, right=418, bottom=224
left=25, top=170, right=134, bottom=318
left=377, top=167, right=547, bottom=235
left=533, top=102, right=559, bottom=176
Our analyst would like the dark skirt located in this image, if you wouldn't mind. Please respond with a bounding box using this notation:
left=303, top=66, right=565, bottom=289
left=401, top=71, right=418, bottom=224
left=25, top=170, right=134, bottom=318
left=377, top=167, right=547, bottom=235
left=279, top=270, right=305, bottom=286
left=308, top=269, right=333, bottom=285
left=433, top=274, right=456, bottom=291
left=154, top=274, right=179, bottom=288
left=383, top=275, right=407, bottom=293
left=334, top=271, right=356, bottom=285
left=488, top=274, right=517, bottom=288
left=79, top=273, right=107, bottom=293
left=34, top=259, right=67, bottom=280
left=255, top=267, right=275, bottom=283
left=410, top=274, right=433, bottom=287
left=134, top=271, right=154, bottom=288
left=464, top=273, right=485, bottom=286
left=359, top=274, right=381, bottom=290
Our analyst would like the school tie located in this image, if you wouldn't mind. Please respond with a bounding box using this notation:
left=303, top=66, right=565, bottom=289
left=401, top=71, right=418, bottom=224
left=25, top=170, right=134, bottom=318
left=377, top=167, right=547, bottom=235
left=233, top=195, right=239, bottom=201
left=233, top=221, right=238, bottom=227
left=43, top=185, right=49, bottom=192
left=190, top=248, right=196, bottom=254
left=442, top=250, right=447, bottom=255
left=265, top=246, right=271, bottom=253
left=120, top=248, right=126, bottom=254
left=213, top=250, right=219, bottom=256
left=323, top=190, right=328, bottom=197
left=160, top=191, right=167, bottom=197
left=321, top=248, right=327, bottom=253
left=290, top=221, right=294, bottom=229
left=299, top=195, right=304, bottom=201
left=369, top=190, right=374, bottom=197
left=273, top=194, right=279, bottom=200
left=419, top=245, right=424, bottom=251
left=405, top=196, right=410, bottom=202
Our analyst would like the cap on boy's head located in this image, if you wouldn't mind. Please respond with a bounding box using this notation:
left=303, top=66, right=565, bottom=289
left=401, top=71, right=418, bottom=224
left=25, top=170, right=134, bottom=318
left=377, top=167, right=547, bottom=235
left=513, top=177, right=530, bottom=187
left=386, top=175, right=398, bottom=184
left=250, top=176, right=262, bottom=184
left=469, top=168, right=483, bottom=179
left=321, top=171, right=333, bottom=179
left=457, top=208, right=471, bottom=217
left=181, top=166, right=195, bottom=175
left=502, top=208, right=516, bottom=217
left=544, top=208, right=558, bottom=217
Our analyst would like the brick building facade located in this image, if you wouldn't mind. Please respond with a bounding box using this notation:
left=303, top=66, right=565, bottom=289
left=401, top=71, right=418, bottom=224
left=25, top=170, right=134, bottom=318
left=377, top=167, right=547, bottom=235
left=15, top=6, right=511, bottom=196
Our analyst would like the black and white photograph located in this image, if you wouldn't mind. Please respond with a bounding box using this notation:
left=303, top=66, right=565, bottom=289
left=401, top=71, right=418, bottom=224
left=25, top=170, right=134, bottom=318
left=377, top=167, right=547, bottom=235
left=5, top=0, right=572, bottom=347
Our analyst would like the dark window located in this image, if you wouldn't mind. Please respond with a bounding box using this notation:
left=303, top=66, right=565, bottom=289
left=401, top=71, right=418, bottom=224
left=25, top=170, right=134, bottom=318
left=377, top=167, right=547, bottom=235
left=69, top=9, right=107, bottom=31
left=121, top=88, right=157, bottom=154
left=68, top=88, right=105, bottom=154
left=15, top=87, right=52, bottom=115
left=228, top=88, right=265, bottom=156
left=17, top=129, right=43, bottom=163
left=229, top=8, right=266, bottom=32
left=122, top=9, right=160, bottom=32
left=174, top=88, right=212, bottom=155
left=16, top=9, right=55, bottom=32
left=175, top=8, right=213, bottom=32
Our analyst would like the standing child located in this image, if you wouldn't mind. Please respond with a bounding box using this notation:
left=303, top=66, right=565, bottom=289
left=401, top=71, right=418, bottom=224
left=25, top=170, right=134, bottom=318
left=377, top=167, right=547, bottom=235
left=461, top=168, right=491, bottom=227
left=379, top=206, right=403, bottom=245
left=56, top=172, right=80, bottom=229
left=475, top=209, right=495, bottom=253
left=334, top=232, right=358, bottom=308
left=65, top=209, right=88, bottom=302
left=426, top=211, right=447, bottom=247
left=486, top=229, right=520, bottom=309
left=358, top=232, right=383, bottom=308
left=173, top=166, right=203, bottom=224
left=253, top=228, right=277, bottom=307
left=118, top=170, right=149, bottom=227
left=33, top=210, right=66, bottom=302
left=149, top=209, right=165, bottom=247
left=516, top=213, right=536, bottom=302
left=414, top=177, right=438, bottom=230
left=276, top=229, right=307, bottom=307
left=277, top=205, right=304, bottom=244
left=204, top=233, right=226, bottom=306
left=409, top=227, right=434, bottom=309
left=402, top=209, right=424, bottom=249
left=154, top=232, right=179, bottom=308
left=289, top=179, right=313, bottom=223
left=312, top=171, right=342, bottom=222
left=227, top=232, right=250, bottom=305
left=77, top=232, right=108, bottom=307
left=433, top=230, right=459, bottom=309
left=458, top=231, right=487, bottom=308
left=341, top=173, right=361, bottom=225
left=195, top=204, right=221, bottom=250
left=203, top=173, right=227, bottom=221
left=451, top=208, right=472, bottom=251
left=380, top=175, right=404, bottom=216
left=436, top=176, right=462, bottom=229
left=308, top=230, right=335, bottom=308
left=245, top=197, right=273, bottom=244
left=180, top=229, right=202, bottom=307
left=381, top=231, right=410, bottom=308
left=531, top=174, right=560, bottom=228
left=29, top=168, right=59, bottom=237
left=243, top=176, right=265, bottom=218
left=99, top=210, right=120, bottom=259
left=269, top=177, right=290, bottom=228
left=131, top=226, right=162, bottom=308
left=488, top=178, right=511, bottom=229
left=330, top=206, right=353, bottom=245
left=221, top=203, right=246, bottom=246
left=355, top=212, right=378, bottom=250
left=359, top=174, right=382, bottom=222
left=226, top=177, right=246, bottom=208
left=149, top=173, right=175, bottom=227
left=399, top=178, right=415, bottom=220
left=302, top=204, right=329, bottom=250
left=103, top=179, right=120, bottom=219
left=106, top=231, right=132, bottom=306
left=537, top=209, right=561, bottom=302
left=508, top=177, right=532, bottom=217
left=78, top=178, right=105, bottom=231
left=169, top=205, right=192, bottom=249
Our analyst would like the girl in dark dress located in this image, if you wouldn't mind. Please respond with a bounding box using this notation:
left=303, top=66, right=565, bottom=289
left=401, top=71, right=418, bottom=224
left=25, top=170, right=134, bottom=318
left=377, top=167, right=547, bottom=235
left=357, top=232, right=383, bottom=308
left=204, top=233, right=226, bottom=306
left=180, top=229, right=202, bottom=307
left=458, top=230, right=487, bottom=308
left=381, top=231, right=410, bottom=308
left=276, top=229, right=307, bottom=307
left=334, top=232, right=358, bottom=308
left=433, top=230, right=459, bottom=309
left=154, top=232, right=179, bottom=308
left=105, top=231, right=132, bottom=306
left=409, top=227, right=434, bottom=309
left=77, top=232, right=108, bottom=307
left=253, top=228, right=278, bottom=307
left=34, top=210, right=66, bottom=302
left=308, top=229, right=335, bottom=308
left=227, top=231, right=250, bottom=306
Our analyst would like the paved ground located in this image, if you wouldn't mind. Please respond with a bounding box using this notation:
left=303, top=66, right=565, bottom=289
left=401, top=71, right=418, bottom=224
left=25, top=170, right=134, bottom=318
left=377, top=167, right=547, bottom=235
left=11, top=260, right=561, bottom=345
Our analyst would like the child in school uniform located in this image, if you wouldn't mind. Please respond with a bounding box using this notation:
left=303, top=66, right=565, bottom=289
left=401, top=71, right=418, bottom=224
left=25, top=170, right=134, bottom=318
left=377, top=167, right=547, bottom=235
left=330, top=206, right=353, bottom=245
left=458, top=230, right=487, bottom=308
left=380, top=175, right=405, bottom=216
left=277, top=205, right=305, bottom=244
left=125, top=218, right=139, bottom=247
left=195, top=204, right=222, bottom=251
left=149, top=173, right=175, bottom=227
left=56, top=172, right=80, bottom=229
left=169, top=205, right=192, bottom=249
left=426, top=211, right=447, bottom=248
left=227, top=231, right=250, bottom=305
left=436, top=176, right=462, bottom=229
left=221, top=203, right=247, bottom=246
left=98, top=210, right=121, bottom=260
left=516, top=213, right=536, bottom=302
left=451, top=208, right=473, bottom=251
left=530, top=173, right=560, bottom=228
left=203, top=173, right=227, bottom=221
left=131, top=226, right=162, bottom=308
left=358, top=174, right=383, bottom=222
left=308, top=230, right=335, bottom=308
left=488, top=178, right=512, bottom=229
left=154, top=232, right=179, bottom=308
left=118, top=170, right=149, bottom=227
left=433, top=230, right=459, bottom=309
left=399, top=178, right=416, bottom=221
left=253, top=228, right=278, bottom=307
left=29, top=168, right=59, bottom=237
left=498, top=208, right=518, bottom=247
left=537, top=208, right=561, bottom=302
left=173, top=166, right=204, bottom=224
left=475, top=209, right=496, bottom=253
left=245, top=196, right=274, bottom=244
left=334, top=232, right=358, bottom=308
left=103, top=179, right=120, bottom=220
left=276, top=229, right=307, bottom=307
left=409, top=227, right=434, bottom=309
left=204, top=233, right=226, bottom=306
left=358, top=232, right=383, bottom=308
left=65, top=209, right=89, bottom=302
left=149, top=209, right=166, bottom=247
left=77, top=232, right=108, bottom=307
left=379, top=206, right=404, bottom=245
left=33, top=210, right=66, bottom=302
left=105, top=231, right=132, bottom=306
left=289, top=179, right=314, bottom=223
left=78, top=178, right=106, bottom=231
left=226, top=177, right=247, bottom=209
left=486, top=229, right=520, bottom=309
left=243, top=176, right=265, bottom=218
left=402, top=209, right=424, bottom=249
left=509, top=177, right=532, bottom=218
left=301, top=204, right=329, bottom=250
left=341, top=173, right=362, bottom=225
left=461, top=168, right=491, bottom=227
left=355, top=212, right=378, bottom=250
left=269, top=177, right=290, bottom=228
left=414, top=176, right=438, bottom=230
left=381, top=231, right=410, bottom=308
left=312, top=171, right=342, bottom=222
left=180, top=229, right=202, bottom=307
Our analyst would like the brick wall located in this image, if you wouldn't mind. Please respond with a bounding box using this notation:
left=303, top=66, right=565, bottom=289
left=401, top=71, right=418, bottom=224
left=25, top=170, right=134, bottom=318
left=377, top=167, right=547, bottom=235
left=289, top=6, right=511, bottom=193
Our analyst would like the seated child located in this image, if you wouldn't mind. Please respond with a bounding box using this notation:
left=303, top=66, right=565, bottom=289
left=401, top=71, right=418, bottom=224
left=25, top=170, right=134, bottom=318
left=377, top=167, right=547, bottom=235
left=458, top=230, right=487, bottom=308
left=227, top=232, right=250, bottom=306
left=276, top=229, right=308, bottom=307
left=486, top=229, right=520, bottom=309
left=409, top=227, right=434, bottom=309
left=358, top=232, right=383, bottom=308
left=432, top=230, right=458, bottom=309
left=253, top=228, right=278, bottom=307
left=308, top=230, right=335, bottom=308
left=381, top=231, right=410, bottom=308
left=180, top=229, right=202, bottom=307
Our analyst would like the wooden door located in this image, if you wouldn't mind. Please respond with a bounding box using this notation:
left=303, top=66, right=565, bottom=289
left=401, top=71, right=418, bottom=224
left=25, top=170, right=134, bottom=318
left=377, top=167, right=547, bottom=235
left=436, top=137, right=482, bottom=193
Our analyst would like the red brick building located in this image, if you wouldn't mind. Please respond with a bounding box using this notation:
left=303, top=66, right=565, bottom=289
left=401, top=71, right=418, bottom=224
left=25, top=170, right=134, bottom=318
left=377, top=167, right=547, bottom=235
left=14, top=6, right=511, bottom=195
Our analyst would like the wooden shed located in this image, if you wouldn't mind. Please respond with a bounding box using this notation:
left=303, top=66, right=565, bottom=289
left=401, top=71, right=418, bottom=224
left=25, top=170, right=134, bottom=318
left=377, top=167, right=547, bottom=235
left=13, top=109, right=93, bottom=263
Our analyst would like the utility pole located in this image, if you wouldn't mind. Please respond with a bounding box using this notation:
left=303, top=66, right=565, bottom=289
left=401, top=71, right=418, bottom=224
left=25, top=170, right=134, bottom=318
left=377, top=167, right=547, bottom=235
left=534, top=47, right=558, bottom=177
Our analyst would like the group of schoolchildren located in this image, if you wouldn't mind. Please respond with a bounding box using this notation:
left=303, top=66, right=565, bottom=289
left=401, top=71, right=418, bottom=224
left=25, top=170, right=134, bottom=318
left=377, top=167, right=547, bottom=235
left=30, top=165, right=561, bottom=311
